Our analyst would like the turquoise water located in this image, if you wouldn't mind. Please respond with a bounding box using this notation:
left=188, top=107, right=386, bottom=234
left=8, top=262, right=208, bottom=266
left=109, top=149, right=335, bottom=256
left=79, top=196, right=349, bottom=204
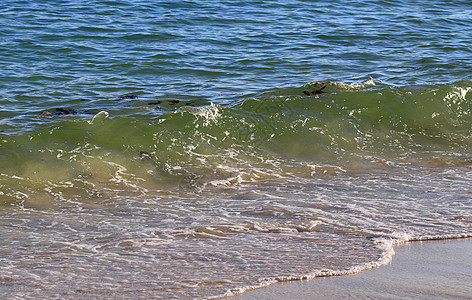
left=1, top=1, right=471, bottom=299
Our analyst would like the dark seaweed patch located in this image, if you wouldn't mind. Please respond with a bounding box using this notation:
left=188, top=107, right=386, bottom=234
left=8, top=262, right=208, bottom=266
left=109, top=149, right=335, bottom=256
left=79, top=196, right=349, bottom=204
left=303, top=85, right=327, bottom=96
left=39, top=108, right=95, bottom=117
left=116, top=94, right=140, bottom=101
left=40, top=108, right=78, bottom=117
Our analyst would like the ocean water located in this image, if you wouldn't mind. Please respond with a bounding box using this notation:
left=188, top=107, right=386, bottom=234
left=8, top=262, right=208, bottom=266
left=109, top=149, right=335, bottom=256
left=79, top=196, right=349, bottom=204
left=1, top=0, right=471, bottom=299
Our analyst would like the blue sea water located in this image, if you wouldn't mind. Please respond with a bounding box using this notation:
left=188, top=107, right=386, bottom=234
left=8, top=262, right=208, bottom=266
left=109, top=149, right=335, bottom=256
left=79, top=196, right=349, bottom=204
left=1, top=1, right=471, bottom=299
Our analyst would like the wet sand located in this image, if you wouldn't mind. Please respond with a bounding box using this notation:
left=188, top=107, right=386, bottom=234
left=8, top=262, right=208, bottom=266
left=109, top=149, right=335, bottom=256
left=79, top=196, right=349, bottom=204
left=232, top=238, right=472, bottom=300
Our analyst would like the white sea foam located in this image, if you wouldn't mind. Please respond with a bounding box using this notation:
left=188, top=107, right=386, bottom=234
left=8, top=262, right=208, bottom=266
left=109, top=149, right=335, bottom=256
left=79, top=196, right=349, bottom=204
left=182, top=102, right=222, bottom=126
left=333, top=77, right=376, bottom=89
left=88, top=111, right=109, bottom=124
left=304, top=77, right=376, bottom=90
left=444, top=86, right=472, bottom=104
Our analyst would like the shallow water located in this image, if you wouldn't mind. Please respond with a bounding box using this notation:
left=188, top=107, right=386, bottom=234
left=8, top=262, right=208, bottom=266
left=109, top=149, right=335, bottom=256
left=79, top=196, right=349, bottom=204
left=1, top=1, right=472, bottom=299
left=233, top=239, right=472, bottom=299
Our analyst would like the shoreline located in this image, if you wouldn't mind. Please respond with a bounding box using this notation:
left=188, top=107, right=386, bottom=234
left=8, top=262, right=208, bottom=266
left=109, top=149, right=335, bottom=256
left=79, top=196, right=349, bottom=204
left=230, top=238, right=472, bottom=300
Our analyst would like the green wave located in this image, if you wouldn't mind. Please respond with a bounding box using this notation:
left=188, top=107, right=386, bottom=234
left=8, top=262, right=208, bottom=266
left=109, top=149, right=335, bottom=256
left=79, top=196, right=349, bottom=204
left=1, top=80, right=472, bottom=204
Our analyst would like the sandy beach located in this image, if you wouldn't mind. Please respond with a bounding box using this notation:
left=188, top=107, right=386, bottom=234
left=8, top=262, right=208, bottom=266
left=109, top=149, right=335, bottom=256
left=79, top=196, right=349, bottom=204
left=232, top=238, right=472, bottom=300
